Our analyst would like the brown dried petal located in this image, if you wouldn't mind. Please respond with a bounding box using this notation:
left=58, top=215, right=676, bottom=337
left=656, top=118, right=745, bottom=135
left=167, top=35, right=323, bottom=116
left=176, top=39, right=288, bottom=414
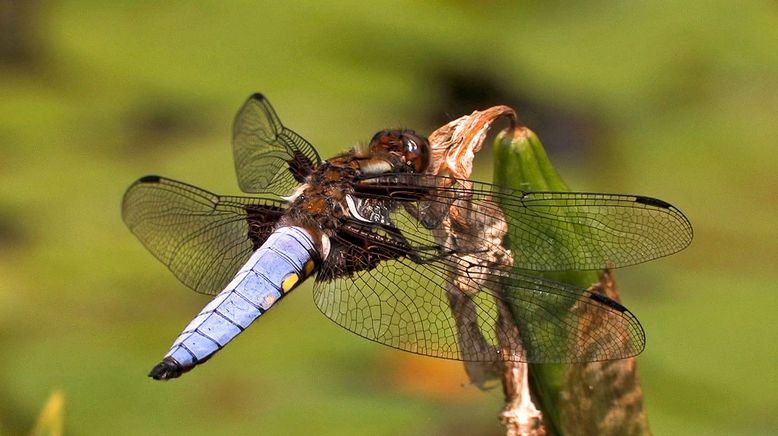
left=428, top=106, right=517, bottom=181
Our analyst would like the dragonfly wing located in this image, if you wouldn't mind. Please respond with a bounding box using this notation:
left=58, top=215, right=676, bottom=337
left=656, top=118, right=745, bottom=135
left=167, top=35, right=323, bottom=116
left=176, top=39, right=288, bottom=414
left=312, top=214, right=644, bottom=363
left=487, top=186, right=693, bottom=271
left=232, top=93, right=322, bottom=195
left=354, top=174, right=693, bottom=271
left=122, top=175, right=286, bottom=295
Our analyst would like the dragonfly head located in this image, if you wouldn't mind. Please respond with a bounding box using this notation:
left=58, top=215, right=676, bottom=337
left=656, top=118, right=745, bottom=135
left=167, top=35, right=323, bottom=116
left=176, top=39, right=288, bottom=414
left=367, top=129, right=430, bottom=174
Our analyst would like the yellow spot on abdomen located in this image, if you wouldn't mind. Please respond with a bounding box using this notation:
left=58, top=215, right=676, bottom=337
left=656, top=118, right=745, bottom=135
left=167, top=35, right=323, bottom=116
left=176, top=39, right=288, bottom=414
left=304, top=260, right=315, bottom=277
left=281, top=273, right=300, bottom=293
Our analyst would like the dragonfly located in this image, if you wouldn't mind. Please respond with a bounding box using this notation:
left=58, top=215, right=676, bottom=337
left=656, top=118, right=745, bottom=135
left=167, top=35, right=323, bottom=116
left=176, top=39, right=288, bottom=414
left=122, top=93, right=693, bottom=380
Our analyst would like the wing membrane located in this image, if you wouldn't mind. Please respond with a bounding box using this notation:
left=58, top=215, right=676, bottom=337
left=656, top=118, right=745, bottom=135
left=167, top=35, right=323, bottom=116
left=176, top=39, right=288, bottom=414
left=313, top=217, right=644, bottom=363
left=355, top=174, right=693, bottom=271
left=313, top=173, right=687, bottom=362
left=121, top=176, right=285, bottom=295
left=232, top=93, right=321, bottom=195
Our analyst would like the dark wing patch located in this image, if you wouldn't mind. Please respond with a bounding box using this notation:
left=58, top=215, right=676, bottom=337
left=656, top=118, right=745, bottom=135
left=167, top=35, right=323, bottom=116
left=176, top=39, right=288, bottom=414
left=232, top=93, right=321, bottom=195
left=122, top=176, right=285, bottom=295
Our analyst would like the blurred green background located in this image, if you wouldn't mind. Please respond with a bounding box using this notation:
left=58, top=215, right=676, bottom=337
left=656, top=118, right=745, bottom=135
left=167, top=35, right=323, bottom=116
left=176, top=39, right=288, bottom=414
left=1, top=1, right=776, bottom=434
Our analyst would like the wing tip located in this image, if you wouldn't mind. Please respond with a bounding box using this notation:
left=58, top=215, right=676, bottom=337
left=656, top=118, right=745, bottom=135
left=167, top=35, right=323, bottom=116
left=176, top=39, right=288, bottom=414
left=138, top=174, right=162, bottom=184
left=634, top=195, right=695, bottom=252
left=249, top=92, right=266, bottom=101
left=122, top=175, right=161, bottom=224
left=588, top=292, right=627, bottom=312
left=634, top=195, right=672, bottom=209
left=122, top=175, right=163, bottom=221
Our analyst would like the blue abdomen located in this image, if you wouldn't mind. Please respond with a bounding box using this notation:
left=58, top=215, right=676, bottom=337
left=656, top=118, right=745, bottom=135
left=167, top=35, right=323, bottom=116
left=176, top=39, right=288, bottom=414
left=150, top=226, right=316, bottom=380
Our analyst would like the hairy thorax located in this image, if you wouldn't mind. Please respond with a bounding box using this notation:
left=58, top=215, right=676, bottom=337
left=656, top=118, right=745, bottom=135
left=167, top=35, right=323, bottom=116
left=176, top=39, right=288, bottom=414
left=280, top=155, right=360, bottom=238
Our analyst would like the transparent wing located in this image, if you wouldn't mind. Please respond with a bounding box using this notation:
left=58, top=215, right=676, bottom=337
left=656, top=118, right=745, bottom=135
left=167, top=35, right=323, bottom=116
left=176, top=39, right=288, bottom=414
left=493, top=188, right=693, bottom=271
left=354, top=174, right=693, bottom=271
left=122, top=175, right=286, bottom=295
left=313, top=217, right=644, bottom=363
left=232, top=93, right=322, bottom=195
left=311, top=173, right=690, bottom=362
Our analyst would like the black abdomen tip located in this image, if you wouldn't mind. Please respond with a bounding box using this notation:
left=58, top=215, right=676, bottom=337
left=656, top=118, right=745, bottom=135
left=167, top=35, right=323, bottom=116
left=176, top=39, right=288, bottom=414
left=148, top=356, right=185, bottom=380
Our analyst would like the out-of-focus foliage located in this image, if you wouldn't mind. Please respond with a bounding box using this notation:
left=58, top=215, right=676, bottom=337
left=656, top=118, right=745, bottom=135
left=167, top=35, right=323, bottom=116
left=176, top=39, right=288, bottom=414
left=30, top=390, right=64, bottom=436
left=0, top=1, right=776, bottom=435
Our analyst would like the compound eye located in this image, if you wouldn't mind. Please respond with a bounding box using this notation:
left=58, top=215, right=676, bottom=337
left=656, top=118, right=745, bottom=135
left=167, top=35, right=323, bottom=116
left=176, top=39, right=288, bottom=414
left=369, top=130, right=389, bottom=147
left=402, top=133, right=430, bottom=173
